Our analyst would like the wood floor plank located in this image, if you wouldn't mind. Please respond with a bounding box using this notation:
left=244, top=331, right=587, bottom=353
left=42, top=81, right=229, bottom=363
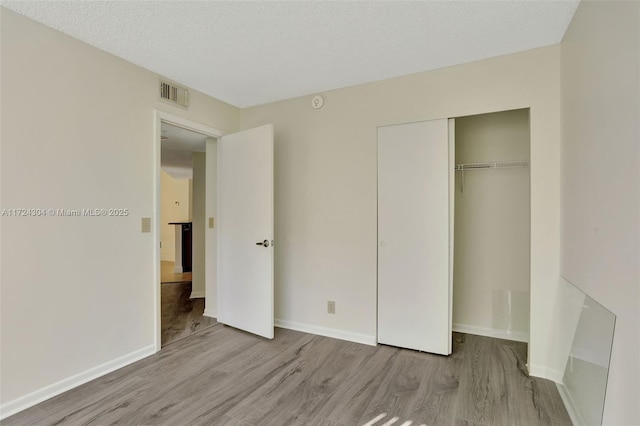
left=396, top=333, right=466, bottom=426
left=202, top=415, right=253, bottom=426
left=161, top=281, right=216, bottom=346
left=211, top=327, right=316, bottom=375
left=36, top=377, right=152, bottom=425
left=3, top=330, right=572, bottom=426
left=228, top=336, right=366, bottom=424
left=108, top=325, right=255, bottom=386
left=110, top=369, right=232, bottom=426
left=454, top=334, right=567, bottom=426
left=498, top=343, right=554, bottom=425
left=0, top=406, right=48, bottom=426
left=318, top=345, right=400, bottom=425
left=115, top=329, right=310, bottom=425
left=455, top=335, right=510, bottom=425
left=357, top=349, right=447, bottom=425
left=550, top=415, right=574, bottom=426
left=155, top=330, right=317, bottom=425
left=404, top=352, right=461, bottom=425
left=536, top=378, right=573, bottom=425
left=268, top=415, right=346, bottom=426
left=36, top=375, right=148, bottom=415
left=455, top=418, right=487, bottom=426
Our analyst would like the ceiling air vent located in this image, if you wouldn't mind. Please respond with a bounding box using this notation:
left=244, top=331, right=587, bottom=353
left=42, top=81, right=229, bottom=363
left=159, top=80, right=189, bottom=108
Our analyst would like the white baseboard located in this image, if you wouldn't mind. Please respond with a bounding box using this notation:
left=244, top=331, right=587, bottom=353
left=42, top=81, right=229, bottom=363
left=190, top=291, right=205, bottom=299
left=0, top=345, right=156, bottom=420
left=275, top=318, right=376, bottom=346
left=528, top=364, right=565, bottom=383
left=453, top=323, right=529, bottom=343
left=203, top=308, right=217, bottom=319
left=556, top=382, right=586, bottom=426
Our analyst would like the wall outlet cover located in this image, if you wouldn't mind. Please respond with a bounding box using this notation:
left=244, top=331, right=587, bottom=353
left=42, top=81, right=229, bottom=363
left=141, top=217, right=151, bottom=233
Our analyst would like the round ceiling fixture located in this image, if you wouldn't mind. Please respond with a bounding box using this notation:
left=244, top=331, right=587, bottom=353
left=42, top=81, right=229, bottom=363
left=311, top=95, right=324, bottom=110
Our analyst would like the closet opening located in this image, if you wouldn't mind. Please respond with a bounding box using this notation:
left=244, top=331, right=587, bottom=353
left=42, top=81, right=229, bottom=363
left=452, top=108, right=531, bottom=347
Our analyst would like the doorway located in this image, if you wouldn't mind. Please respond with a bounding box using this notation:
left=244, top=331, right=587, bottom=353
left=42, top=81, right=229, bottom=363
left=452, top=109, right=531, bottom=343
left=159, top=121, right=215, bottom=346
left=153, top=112, right=276, bottom=348
left=153, top=111, right=224, bottom=350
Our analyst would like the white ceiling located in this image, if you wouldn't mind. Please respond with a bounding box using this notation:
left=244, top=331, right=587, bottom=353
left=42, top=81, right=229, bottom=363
left=161, top=122, right=207, bottom=179
left=1, top=1, right=579, bottom=108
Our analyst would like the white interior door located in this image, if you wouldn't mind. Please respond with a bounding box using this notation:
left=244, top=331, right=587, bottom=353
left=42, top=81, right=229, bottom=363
left=377, top=119, right=453, bottom=355
left=217, top=124, right=274, bottom=339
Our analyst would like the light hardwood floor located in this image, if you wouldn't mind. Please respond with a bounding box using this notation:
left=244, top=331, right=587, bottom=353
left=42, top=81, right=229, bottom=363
left=2, top=327, right=571, bottom=426
left=161, top=260, right=192, bottom=284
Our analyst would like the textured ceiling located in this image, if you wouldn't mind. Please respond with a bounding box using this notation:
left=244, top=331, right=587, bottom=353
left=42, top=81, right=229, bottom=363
left=1, top=1, right=579, bottom=108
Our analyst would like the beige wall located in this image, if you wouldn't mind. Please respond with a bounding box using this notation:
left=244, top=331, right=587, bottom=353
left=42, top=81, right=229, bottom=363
left=191, top=152, right=206, bottom=298
left=0, top=7, right=238, bottom=410
left=160, top=170, right=191, bottom=262
left=453, top=109, right=530, bottom=340
left=561, top=1, right=640, bottom=424
left=239, top=45, right=561, bottom=368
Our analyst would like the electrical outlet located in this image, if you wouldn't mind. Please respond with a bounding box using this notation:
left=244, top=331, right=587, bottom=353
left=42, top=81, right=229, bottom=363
left=327, top=300, right=335, bottom=314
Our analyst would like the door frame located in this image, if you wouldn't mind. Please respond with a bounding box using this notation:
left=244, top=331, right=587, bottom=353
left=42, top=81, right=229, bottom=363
left=153, top=110, right=225, bottom=352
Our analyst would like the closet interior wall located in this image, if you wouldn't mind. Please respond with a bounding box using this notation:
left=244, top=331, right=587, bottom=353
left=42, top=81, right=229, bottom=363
left=453, top=109, right=531, bottom=342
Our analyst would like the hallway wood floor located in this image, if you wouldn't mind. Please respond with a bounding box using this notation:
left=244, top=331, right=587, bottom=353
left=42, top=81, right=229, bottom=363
left=161, top=281, right=216, bottom=346
left=161, top=260, right=192, bottom=284
left=160, top=260, right=215, bottom=346
left=2, top=327, right=571, bottom=426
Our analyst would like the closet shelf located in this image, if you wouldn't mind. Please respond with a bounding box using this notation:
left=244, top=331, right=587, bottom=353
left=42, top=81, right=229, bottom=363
left=454, top=160, right=528, bottom=171
left=455, top=160, right=528, bottom=194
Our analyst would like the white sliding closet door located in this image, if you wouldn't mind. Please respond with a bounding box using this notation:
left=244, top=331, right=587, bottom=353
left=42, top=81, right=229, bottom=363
left=377, top=119, right=453, bottom=355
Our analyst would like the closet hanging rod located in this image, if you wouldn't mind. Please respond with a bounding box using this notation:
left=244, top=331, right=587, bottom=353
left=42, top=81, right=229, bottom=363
left=456, top=160, right=528, bottom=194
left=454, top=160, right=528, bottom=171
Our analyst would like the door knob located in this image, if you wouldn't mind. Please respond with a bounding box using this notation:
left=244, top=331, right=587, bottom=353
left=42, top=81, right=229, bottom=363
left=256, top=240, right=270, bottom=247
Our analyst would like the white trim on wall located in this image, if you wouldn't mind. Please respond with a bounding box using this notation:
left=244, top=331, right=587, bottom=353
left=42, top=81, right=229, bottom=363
left=528, top=364, right=565, bottom=383
left=556, top=382, right=587, bottom=426
left=453, top=323, right=530, bottom=344
left=203, top=308, right=217, bottom=319
left=153, top=110, right=225, bottom=352
left=275, top=318, right=377, bottom=346
left=0, top=345, right=155, bottom=420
